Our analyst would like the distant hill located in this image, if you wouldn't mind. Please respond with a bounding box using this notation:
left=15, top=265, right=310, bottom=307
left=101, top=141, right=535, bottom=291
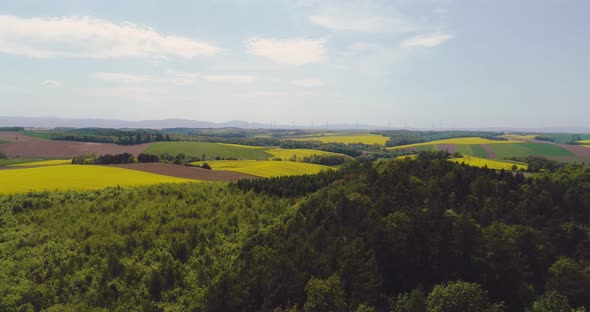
left=0, top=116, right=589, bottom=133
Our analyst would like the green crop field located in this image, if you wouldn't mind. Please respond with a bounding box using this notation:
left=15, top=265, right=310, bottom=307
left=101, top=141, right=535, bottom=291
left=450, top=155, right=527, bottom=170
left=489, top=142, right=573, bottom=158
left=387, top=137, right=520, bottom=150
left=9, top=159, right=72, bottom=166
left=266, top=148, right=350, bottom=161
left=145, top=142, right=271, bottom=160
left=455, top=144, right=489, bottom=157
left=0, top=158, right=44, bottom=166
left=292, top=134, right=389, bottom=145
left=191, top=160, right=332, bottom=178
left=0, top=165, right=193, bottom=194
left=22, top=130, right=53, bottom=140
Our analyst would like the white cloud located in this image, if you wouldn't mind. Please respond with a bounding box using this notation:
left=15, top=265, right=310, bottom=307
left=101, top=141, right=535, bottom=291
left=41, top=80, right=62, bottom=87
left=94, top=72, right=152, bottom=83
left=239, top=91, right=290, bottom=98
left=203, top=75, right=257, bottom=84
left=401, top=33, right=453, bottom=48
left=292, top=78, right=323, bottom=87
left=310, top=14, right=416, bottom=33
left=0, top=15, right=222, bottom=59
left=94, top=71, right=256, bottom=86
left=246, top=37, right=325, bottom=65
left=308, top=2, right=418, bottom=34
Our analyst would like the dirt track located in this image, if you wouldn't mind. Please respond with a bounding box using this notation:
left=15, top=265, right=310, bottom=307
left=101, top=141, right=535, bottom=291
left=0, top=141, right=150, bottom=158
left=106, top=163, right=257, bottom=181
left=480, top=144, right=497, bottom=158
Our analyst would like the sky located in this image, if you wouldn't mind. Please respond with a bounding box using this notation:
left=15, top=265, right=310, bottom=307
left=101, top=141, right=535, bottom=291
left=0, top=0, right=588, bottom=129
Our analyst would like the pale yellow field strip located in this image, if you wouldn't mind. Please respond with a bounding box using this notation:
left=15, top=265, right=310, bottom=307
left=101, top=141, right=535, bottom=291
left=191, top=160, right=332, bottom=178
left=449, top=155, right=527, bottom=170
left=0, top=165, right=194, bottom=194
left=291, top=134, right=389, bottom=145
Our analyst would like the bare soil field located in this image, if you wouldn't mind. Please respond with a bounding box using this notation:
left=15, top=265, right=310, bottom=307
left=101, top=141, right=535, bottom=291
left=0, top=141, right=150, bottom=158
left=107, top=163, right=257, bottom=181
left=558, top=144, right=590, bottom=157
left=437, top=144, right=455, bottom=153
left=480, top=144, right=497, bottom=158
left=0, top=132, right=40, bottom=142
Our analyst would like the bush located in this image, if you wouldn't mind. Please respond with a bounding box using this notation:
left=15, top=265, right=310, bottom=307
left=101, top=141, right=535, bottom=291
left=201, top=163, right=212, bottom=170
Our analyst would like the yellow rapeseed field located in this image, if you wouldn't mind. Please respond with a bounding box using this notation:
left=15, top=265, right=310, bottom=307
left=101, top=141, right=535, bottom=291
left=266, top=148, right=350, bottom=161
left=0, top=165, right=193, bottom=194
left=291, top=134, right=389, bottom=145
left=9, top=159, right=72, bottom=166
left=387, top=137, right=520, bottom=150
left=449, top=156, right=527, bottom=170
left=577, top=140, right=590, bottom=144
left=191, top=160, right=332, bottom=178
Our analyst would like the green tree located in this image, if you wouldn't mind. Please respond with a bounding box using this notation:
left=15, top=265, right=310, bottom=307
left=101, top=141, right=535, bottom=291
left=426, top=281, right=505, bottom=312
left=303, top=274, right=346, bottom=312
left=528, top=290, right=573, bottom=312
left=545, top=257, right=590, bottom=307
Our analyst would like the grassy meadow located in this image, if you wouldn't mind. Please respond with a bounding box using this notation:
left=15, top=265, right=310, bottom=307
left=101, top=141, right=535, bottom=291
left=387, top=137, right=520, bottom=150
left=192, top=160, right=332, bottom=178
left=489, top=142, right=573, bottom=158
left=0, top=165, right=192, bottom=194
left=145, top=142, right=271, bottom=159
left=9, top=159, right=72, bottom=166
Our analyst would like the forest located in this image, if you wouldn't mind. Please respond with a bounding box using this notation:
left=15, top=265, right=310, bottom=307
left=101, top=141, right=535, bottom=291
left=1, top=153, right=589, bottom=311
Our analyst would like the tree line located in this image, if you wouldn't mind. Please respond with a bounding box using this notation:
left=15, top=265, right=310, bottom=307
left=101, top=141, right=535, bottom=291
left=1, top=152, right=589, bottom=311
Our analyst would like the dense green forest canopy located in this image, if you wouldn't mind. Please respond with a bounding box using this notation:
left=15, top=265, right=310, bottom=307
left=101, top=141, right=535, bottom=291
left=1, top=153, right=589, bottom=311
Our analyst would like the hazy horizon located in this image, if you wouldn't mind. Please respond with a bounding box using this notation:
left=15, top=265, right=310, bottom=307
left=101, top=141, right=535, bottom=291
left=1, top=0, right=589, bottom=128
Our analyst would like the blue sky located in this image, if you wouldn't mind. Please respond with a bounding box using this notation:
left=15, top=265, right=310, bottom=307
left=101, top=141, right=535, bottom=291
left=0, top=0, right=588, bottom=128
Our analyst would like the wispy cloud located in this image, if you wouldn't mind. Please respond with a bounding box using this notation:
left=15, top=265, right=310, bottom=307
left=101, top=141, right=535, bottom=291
left=246, top=37, right=325, bottom=65
left=401, top=33, right=454, bottom=48
left=307, top=2, right=418, bottom=34
left=291, top=78, right=323, bottom=87
left=94, top=72, right=256, bottom=85
left=41, top=80, right=62, bottom=87
left=238, top=91, right=290, bottom=98
left=94, top=72, right=152, bottom=84
left=310, top=14, right=416, bottom=33
left=202, top=75, right=257, bottom=84
left=0, top=15, right=222, bottom=59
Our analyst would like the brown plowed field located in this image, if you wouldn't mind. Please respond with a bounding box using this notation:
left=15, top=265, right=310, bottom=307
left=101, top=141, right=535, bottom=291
left=0, top=141, right=150, bottom=158
left=0, top=132, right=40, bottom=142
left=106, top=163, right=257, bottom=181
left=437, top=144, right=455, bottom=153
left=557, top=144, right=590, bottom=157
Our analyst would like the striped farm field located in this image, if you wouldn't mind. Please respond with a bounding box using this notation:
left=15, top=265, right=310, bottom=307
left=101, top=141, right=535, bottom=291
left=0, top=158, right=43, bottom=166
left=0, top=165, right=192, bottom=194
left=266, top=148, right=350, bottom=161
left=387, top=137, right=520, bottom=150
left=488, top=142, right=573, bottom=158
left=145, top=142, right=271, bottom=160
left=498, top=134, right=536, bottom=140
left=450, top=156, right=527, bottom=170
left=455, top=144, right=489, bottom=157
left=9, top=159, right=72, bottom=167
left=190, top=160, right=332, bottom=178
left=292, top=134, right=389, bottom=145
